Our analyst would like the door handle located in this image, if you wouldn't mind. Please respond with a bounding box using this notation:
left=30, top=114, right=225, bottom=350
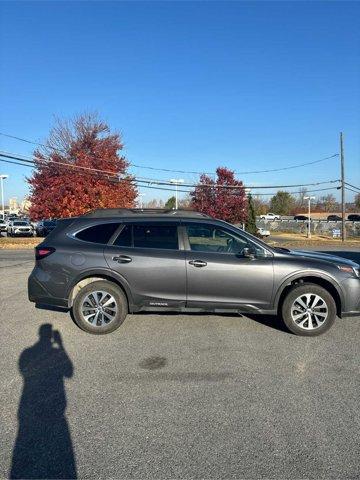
left=189, top=260, right=207, bottom=268
left=112, top=255, right=132, bottom=263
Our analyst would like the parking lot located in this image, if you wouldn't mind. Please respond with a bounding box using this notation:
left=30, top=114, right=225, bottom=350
left=0, top=249, right=359, bottom=479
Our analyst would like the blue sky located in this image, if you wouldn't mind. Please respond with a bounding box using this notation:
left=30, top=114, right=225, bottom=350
left=0, top=1, right=359, bottom=204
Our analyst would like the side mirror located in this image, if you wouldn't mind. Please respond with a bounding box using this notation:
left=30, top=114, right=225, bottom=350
left=242, top=247, right=256, bottom=259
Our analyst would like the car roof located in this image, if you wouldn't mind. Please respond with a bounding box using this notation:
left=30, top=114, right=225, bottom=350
left=83, top=208, right=211, bottom=220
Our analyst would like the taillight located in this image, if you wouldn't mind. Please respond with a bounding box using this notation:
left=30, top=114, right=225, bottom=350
left=35, top=247, right=56, bottom=260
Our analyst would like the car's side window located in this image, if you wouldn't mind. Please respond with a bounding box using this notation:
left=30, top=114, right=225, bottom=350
left=186, top=224, right=268, bottom=256
left=113, top=224, right=132, bottom=247
left=133, top=224, right=179, bottom=250
left=75, top=223, right=120, bottom=244
left=186, top=225, right=249, bottom=253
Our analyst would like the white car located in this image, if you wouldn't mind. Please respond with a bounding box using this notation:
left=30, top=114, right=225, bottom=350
left=257, top=227, right=270, bottom=237
left=260, top=213, right=281, bottom=221
left=7, top=220, right=34, bottom=237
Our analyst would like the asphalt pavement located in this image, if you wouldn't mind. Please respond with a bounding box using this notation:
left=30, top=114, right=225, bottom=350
left=0, top=248, right=359, bottom=479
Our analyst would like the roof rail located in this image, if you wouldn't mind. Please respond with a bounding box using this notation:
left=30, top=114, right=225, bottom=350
left=83, top=208, right=212, bottom=219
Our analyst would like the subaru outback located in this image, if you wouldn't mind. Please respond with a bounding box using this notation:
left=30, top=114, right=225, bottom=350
left=28, top=209, right=360, bottom=336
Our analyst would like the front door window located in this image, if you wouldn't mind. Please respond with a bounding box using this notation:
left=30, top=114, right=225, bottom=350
left=186, top=225, right=266, bottom=257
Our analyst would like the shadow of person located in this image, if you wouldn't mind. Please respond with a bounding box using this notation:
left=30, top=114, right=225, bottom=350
left=10, top=324, right=76, bottom=479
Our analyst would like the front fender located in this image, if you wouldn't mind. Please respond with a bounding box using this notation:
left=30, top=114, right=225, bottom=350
left=273, top=269, right=345, bottom=310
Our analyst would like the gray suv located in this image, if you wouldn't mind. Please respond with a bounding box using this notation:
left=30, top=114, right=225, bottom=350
left=28, top=209, right=360, bottom=336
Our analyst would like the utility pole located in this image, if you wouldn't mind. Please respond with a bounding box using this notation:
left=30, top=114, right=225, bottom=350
left=304, top=196, right=315, bottom=238
left=340, top=132, right=346, bottom=242
left=0, top=174, right=9, bottom=218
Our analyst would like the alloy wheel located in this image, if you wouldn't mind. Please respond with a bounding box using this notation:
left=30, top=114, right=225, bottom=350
left=290, top=293, right=328, bottom=330
left=81, top=290, right=118, bottom=327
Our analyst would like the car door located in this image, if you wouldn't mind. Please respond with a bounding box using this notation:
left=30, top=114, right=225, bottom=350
left=104, top=221, right=186, bottom=309
left=183, top=222, right=274, bottom=311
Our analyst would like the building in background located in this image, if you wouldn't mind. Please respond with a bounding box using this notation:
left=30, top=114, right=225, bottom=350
left=21, top=198, right=31, bottom=213
left=9, top=197, right=19, bottom=214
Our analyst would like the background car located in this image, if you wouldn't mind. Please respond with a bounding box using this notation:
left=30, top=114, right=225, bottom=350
left=348, top=214, right=360, bottom=221
left=7, top=220, right=33, bottom=237
left=5, top=215, right=18, bottom=228
left=294, top=215, right=309, bottom=221
left=0, top=217, right=7, bottom=233
left=260, top=213, right=281, bottom=220
left=327, top=215, right=342, bottom=221
left=36, top=219, right=57, bottom=237
left=257, top=227, right=270, bottom=237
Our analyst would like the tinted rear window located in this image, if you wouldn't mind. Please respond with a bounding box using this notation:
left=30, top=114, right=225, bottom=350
left=113, top=225, right=132, bottom=247
left=133, top=225, right=178, bottom=250
left=76, top=223, right=120, bottom=244
left=44, top=220, right=56, bottom=226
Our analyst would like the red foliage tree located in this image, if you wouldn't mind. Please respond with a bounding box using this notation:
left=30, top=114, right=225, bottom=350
left=190, top=167, right=248, bottom=223
left=28, top=114, right=137, bottom=219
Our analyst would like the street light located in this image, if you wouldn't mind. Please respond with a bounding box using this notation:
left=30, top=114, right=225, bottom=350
left=304, top=196, right=315, bottom=238
left=169, top=179, right=184, bottom=210
left=0, top=174, right=9, bottom=219
left=137, top=193, right=146, bottom=209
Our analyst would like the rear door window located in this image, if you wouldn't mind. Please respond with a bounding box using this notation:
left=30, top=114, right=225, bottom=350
left=75, top=223, right=120, bottom=244
left=113, top=224, right=132, bottom=247
left=133, top=224, right=179, bottom=250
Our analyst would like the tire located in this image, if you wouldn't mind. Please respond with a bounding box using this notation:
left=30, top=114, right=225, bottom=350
left=281, top=283, right=337, bottom=336
left=72, top=280, right=128, bottom=335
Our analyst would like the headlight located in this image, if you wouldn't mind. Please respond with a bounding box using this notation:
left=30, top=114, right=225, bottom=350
left=338, top=265, right=360, bottom=277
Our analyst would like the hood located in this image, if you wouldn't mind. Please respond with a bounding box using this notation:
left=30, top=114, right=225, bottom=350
left=288, top=249, right=359, bottom=268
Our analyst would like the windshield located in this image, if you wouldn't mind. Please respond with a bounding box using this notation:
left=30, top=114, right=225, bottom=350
left=44, top=220, right=56, bottom=226
left=14, top=221, right=29, bottom=226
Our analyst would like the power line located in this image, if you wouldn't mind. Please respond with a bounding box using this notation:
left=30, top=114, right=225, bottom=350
left=0, top=157, right=182, bottom=194
left=0, top=150, right=340, bottom=191
left=130, top=154, right=339, bottom=175
left=0, top=132, right=61, bottom=152
left=0, top=131, right=338, bottom=175
left=0, top=156, right=340, bottom=198
left=345, top=182, right=360, bottom=192
left=345, top=186, right=360, bottom=195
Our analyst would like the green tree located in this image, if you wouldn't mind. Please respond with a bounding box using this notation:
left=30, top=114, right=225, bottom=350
left=245, top=194, right=258, bottom=235
left=269, top=191, right=295, bottom=215
left=165, top=196, right=176, bottom=209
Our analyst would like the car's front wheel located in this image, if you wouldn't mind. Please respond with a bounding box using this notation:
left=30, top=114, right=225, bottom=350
left=72, top=280, right=128, bottom=334
left=281, top=283, right=337, bottom=336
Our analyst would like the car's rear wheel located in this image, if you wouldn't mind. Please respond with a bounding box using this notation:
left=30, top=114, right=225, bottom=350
left=72, top=280, right=128, bottom=334
left=281, top=283, right=337, bottom=336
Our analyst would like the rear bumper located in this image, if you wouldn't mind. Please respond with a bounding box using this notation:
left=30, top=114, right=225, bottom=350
left=28, top=271, right=68, bottom=309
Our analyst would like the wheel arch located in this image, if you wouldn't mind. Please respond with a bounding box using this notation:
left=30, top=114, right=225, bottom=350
left=275, top=273, right=344, bottom=318
left=67, top=269, right=134, bottom=312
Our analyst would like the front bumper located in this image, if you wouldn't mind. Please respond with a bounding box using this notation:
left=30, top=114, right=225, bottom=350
left=13, top=230, right=33, bottom=236
left=340, top=277, right=360, bottom=316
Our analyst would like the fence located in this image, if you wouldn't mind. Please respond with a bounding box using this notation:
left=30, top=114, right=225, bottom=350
left=256, top=219, right=360, bottom=237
